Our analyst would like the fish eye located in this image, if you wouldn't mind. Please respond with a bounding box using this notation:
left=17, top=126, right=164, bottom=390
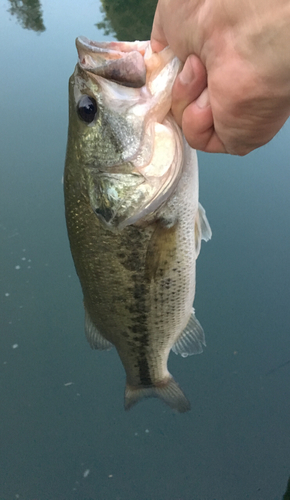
left=77, top=95, right=98, bottom=124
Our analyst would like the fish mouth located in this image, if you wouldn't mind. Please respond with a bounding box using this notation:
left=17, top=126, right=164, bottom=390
left=75, top=36, right=184, bottom=231
left=76, top=36, right=149, bottom=88
left=75, top=35, right=182, bottom=123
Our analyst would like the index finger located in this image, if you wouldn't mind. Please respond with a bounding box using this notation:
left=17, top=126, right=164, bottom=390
left=150, top=5, right=168, bottom=52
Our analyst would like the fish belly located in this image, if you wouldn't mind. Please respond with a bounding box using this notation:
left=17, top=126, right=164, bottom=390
left=65, top=141, right=199, bottom=413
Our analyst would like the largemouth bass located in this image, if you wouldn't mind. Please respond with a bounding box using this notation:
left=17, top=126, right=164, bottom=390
left=64, top=37, right=212, bottom=413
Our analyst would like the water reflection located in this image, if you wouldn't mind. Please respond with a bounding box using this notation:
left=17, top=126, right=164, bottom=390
left=8, top=0, right=45, bottom=32
left=7, top=0, right=158, bottom=39
left=96, top=0, right=157, bottom=40
left=2, top=0, right=290, bottom=497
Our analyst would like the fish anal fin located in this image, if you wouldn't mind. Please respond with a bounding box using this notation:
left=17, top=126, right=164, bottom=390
left=172, top=308, right=206, bottom=357
left=85, top=308, right=113, bottom=350
left=124, top=376, right=190, bottom=413
left=145, top=220, right=178, bottom=281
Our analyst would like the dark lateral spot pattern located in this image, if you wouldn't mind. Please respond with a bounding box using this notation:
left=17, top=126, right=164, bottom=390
left=118, top=226, right=153, bottom=386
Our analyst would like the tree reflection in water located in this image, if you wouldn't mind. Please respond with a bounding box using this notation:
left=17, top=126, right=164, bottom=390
left=97, top=0, right=157, bottom=41
left=7, top=0, right=158, bottom=40
left=8, top=0, right=45, bottom=33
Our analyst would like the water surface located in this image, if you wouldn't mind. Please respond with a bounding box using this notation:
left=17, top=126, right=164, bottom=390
left=1, top=1, right=290, bottom=499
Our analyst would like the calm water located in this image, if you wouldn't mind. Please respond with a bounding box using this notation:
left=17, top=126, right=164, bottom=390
left=1, top=1, right=290, bottom=499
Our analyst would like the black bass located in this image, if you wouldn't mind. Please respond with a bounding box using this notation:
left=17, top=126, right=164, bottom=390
left=64, top=37, right=211, bottom=413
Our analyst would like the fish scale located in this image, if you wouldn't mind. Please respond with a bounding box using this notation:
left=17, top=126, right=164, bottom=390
left=64, top=36, right=212, bottom=412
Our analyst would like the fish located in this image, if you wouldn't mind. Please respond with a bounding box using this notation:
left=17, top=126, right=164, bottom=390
left=64, top=36, right=212, bottom=413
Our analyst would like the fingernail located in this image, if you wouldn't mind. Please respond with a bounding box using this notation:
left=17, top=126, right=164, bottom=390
left=196, top=88, right=209, bottom=108
left=179, top=58, right=195, bottom=85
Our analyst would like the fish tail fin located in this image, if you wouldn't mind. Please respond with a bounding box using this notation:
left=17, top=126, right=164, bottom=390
left=124, top=377, right=190, bottom=413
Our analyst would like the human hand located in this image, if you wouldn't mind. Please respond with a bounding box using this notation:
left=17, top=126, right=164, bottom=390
left=151, top=0, right=290, bottom=155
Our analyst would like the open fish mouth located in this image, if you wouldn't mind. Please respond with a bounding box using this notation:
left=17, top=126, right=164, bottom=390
left=73, top=36, right=184, bottom=230
left=76, top=37, right=149, bottom=88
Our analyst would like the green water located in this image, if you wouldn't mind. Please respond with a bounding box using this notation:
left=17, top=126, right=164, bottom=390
left=1, top=1, right=290, bottom=499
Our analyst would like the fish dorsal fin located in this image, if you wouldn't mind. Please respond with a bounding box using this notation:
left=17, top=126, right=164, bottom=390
left=85, top=308, right=113, bottom=350
left=194, top=202, right=212, bottom=256
left=172, top=308, right=206, bottom=357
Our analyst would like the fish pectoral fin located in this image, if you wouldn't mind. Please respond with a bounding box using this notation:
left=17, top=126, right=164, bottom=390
left=85, top=308, right=113, bottom=350
left=124, top=377, right=190, bottom=413
left=172, top=308, right=206, bottom=357
left=194, top=202, right=212, bottom=256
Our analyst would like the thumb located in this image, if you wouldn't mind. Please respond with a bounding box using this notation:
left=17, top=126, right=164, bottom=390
left=150, top=5, right=168, bottom=52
